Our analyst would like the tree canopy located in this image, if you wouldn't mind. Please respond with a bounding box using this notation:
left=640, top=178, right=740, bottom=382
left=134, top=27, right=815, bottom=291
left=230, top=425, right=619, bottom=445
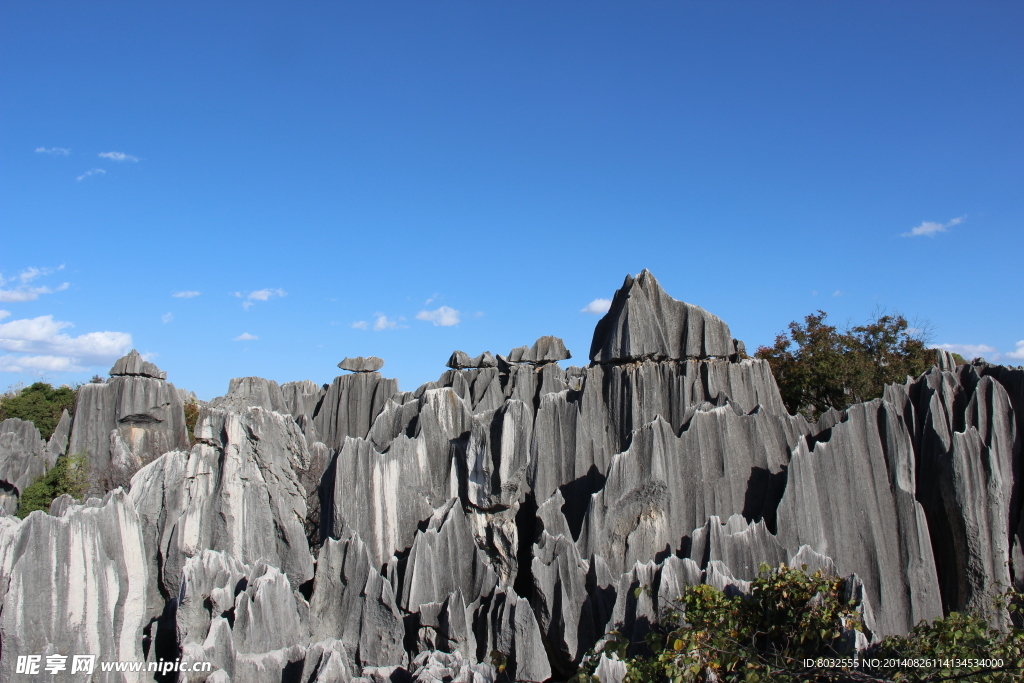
left=0, top=381, right=78, bottom=440
left=755, top=311, right=932, bottom=420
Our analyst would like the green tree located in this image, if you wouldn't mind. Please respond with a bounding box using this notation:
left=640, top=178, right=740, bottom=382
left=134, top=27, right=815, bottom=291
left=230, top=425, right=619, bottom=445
left=16, top=452, right=89, bottom=518
left=755, top=311, right=931, bottom=420
left=0, top=381, right=78, bottom=440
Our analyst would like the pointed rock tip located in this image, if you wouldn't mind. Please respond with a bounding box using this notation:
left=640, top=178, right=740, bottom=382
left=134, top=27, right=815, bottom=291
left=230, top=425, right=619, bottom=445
left=109, top=349, right=167, bottom=379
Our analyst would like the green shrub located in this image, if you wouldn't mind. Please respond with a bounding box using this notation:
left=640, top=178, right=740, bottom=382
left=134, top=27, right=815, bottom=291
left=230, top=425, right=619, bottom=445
left=16, top=452, right=89, bottom=518
left=574, top=564, right=1023, bottom=682
left=0, top=381, right=78, bottom=440
left=184, top=400, right=200, bottom=443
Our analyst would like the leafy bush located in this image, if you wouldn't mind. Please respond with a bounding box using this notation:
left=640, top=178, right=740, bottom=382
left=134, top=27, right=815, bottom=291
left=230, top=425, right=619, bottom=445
left=0, top=381, right=78, bottom=440
left=755, top=311, right=931, bottom=420
left=184, top=400, right=200, bottom=443
left=574, top=565, right=1023, bottom=682
left=16, top=452, right=89, bottom=518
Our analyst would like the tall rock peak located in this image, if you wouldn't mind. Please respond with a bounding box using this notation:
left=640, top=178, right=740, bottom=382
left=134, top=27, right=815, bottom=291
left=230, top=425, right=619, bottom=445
left=109, top=349, right=167, bottom=379
left=590, top=269, right=742, bottom=363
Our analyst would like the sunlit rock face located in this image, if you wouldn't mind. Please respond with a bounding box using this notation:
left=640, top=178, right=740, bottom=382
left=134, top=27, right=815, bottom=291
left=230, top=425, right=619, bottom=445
left=1, top=270, right=1020, bottom=682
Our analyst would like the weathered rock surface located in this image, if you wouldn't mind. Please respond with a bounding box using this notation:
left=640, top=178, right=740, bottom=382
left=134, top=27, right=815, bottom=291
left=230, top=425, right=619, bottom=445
left=315, top=372, right=399, bottom=449
left=506, top=336, right=571, bottom=364
left=0, top=490, right=148, bottom=682
left=129, top=405, right=314, bottom=616
left=447, top=351, right=499, bottom=370
left=339, top=356, right=385, bottom=373
left=2, top=270, right=1021, bottom=682
left=110, top=348, right=167, bottom=379
left=0, top=418, right=48, bottom=514
left=590, top=270, right=739, bottom=363
left=209, top=375, right=289, bottom=414
left=69, top=352, right=189, bottom=490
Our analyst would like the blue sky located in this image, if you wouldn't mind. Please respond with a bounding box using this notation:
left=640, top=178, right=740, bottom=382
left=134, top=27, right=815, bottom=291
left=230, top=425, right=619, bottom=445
left=2, top=1, right=1021, bottom=400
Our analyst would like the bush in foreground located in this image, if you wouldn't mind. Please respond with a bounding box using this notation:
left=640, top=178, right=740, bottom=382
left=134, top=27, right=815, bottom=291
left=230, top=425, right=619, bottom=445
left=574, top=564, right=1022, bottom=682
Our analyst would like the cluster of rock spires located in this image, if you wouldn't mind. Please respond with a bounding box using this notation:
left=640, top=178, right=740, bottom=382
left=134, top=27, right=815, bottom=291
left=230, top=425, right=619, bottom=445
left=0, top=269, right=1021, bottom=683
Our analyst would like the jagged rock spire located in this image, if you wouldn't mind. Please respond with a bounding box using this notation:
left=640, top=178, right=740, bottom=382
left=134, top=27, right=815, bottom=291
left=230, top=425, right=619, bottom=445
left=590, top=269, right=742, bottom=363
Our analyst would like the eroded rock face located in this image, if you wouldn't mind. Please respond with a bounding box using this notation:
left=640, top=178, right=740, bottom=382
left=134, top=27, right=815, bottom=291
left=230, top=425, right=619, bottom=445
left=0, top=491, right=148, bottom=682
left=129, top=405, right=315, bottom=615
left=339, top=356, right=385, bottom=373
left=0, top=418, right=48, bottom=515
left=69, top=353, right=189, bottom=491
left=111, top=348, right=167, bottom=379
left=590, top=270, right=740, bottom=363
left=3, top=270, right=1020, bottom=682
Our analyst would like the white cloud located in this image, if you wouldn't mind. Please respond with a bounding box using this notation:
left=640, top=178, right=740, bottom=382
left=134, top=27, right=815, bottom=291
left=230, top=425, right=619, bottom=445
left=832, top=290, right=844, bottom=297
left=77, top=168, right=106, bottom=181
left=0, top=311, right=9, bottom=321
left=424, top=293, right=439, bottom=305
left=161, top=312, right=173, bottom=324
left=581, top=298, right=612, bottom=315
left=36, top=147, right=71, bottom=156
left=902, top=215, right=965, bottom=238
left=416, top=306, right=460, bottom=327
left=0, top=314, right=132, bottom=372
left=0, top=267, right=70, bottom=302
left=1005, top=341, right=1024, bottom=361
left=373, top=314, right=406, bottom=331
left=234, top=332, right=258, bottom=341
left=236, top=288, right=286, bottom=309
left=0, top=355, right=84, bottom=372
left=172, top=290, right=200, bottom=298
left=933, top=343, right=999, bottom=360
left=98, top=151, right=139, bottom=162
left=352, top=321, right=368, bottom=330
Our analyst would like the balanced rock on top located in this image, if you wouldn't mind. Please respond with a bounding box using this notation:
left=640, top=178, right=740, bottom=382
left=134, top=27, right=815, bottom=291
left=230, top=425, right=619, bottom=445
left=338, top=356, right=385, bottom=373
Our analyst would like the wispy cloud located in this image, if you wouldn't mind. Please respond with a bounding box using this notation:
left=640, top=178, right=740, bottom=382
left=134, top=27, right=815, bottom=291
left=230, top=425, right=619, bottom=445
left=35, top=147, right=71, bottom=156
left=99, top=151, right=139, bottom=162
left=352, top=320, right=369, bottom=330
left=76, top=168, right=106, bottom=181
left=1005, top=341, right=1024, bottom=361
left=234, top=288, right=287, bottom=310
left=0, top=267, right=69, bottom=302
left=832, top=290, right=844, bottom=297
left=416, top=306, right=460, bottom=326
left=234, top=332, right=258, bottom=341
left=372, top=314, right=406, bottom=331
left=902, top=215, right=965, bottom=238
left=424, top=293, right=439, bottom=305
left=0, top=310, right=10, bottom=321
left=0, top=314, right=132, bottom=372
left=172, top=290, right=200, bottom=298
left=161, top=312, right=173, bottom=324
left=581, top=298, right=612, bottom=315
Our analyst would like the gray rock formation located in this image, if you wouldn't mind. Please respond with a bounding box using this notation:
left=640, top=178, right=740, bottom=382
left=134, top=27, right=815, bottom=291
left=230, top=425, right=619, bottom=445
left=447, top=351, right=499, bottom=370
left=69, top=352, right=189, bottom=490
left=209, top=375, right=289, bottom=413
left=2, top=270, right=1020, bottom=682
left=339, top=356, right=385, bottom=373
left=129, top=405, right=315, bottom=615
left=505, top=337, right=571, bottom=364
left=776, top=399, right=943, bottom=635
left=0, top=490, right=148, bottom=682
left=0, top=418, right=48, bottom=515
left=590, top=270, right=740, bottom=363
left=110, top=348, right=167, bottom=379
left=315, top=372, right=399, bottom=449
